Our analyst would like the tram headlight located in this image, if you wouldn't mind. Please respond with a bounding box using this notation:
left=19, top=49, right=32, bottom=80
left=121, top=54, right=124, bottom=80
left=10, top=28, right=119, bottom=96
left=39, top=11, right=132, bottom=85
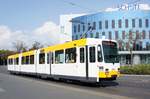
left=118, top=68, right=120, bottom=72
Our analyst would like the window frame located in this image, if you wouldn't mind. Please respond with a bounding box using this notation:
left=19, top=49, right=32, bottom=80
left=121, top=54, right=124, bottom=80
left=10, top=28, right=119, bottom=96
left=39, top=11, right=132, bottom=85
left=80, top=47, right=85, bottom=63
left=118, top=19, right=122, bottom=28
left=39, top=53, right=45, bottom=64
left=99, top=21, right=102, bottom=29
left=97, top=45, right=103, bottom=62
left=30, top=55, right=34, bottom=64
left=65, top=48, right=76, bottom=63
left=105, top=20, right=108, bottom=29
left=89, top=46, right=96, bottom=63
left=55, top=50, right=64, bottom=64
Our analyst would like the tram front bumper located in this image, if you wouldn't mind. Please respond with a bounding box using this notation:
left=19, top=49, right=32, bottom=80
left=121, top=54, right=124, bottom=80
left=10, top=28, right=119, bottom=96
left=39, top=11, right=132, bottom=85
left=99, top=70, right=120, bottom=79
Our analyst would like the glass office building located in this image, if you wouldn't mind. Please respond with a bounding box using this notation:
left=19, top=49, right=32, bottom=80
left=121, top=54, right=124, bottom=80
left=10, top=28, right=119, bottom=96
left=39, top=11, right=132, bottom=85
left=72, top=10, right=150, bottom=65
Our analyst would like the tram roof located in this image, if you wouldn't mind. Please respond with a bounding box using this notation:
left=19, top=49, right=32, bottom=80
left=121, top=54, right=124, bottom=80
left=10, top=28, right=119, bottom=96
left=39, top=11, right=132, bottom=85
left=42, top=39, right=87, bottom=53
left=8, top=38, right=116, bottom=58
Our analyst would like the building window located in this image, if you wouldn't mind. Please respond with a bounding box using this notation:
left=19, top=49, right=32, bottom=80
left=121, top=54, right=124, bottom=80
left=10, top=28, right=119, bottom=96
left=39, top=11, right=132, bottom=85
left=118, top=19, right=122, bottom=28
left=115, top=31, right=118, bottom=39
left=126, top=42, right=129, bottom=50
left=140, top=41, right=142, bottom=50
left=136, top=30, right=139, bottom=39
left=80, top=48, right=85, bottom=63
left=99, top=21, right=102, bottom=29
left=149, top=31, right=150, bottom=39
left=76, top=35, right=78, bottom=40
left=119, top=42, right=122, bottom=51
left=129, top=30, right=132, bottom=39
left=142, top=30, right=146, bottom=39
left=74, top=25, right=76, bottom=33
left=132, top=19, right=135, bottom=28
left=72, top=36, right=74, bottom=40
left=90, top=33, right=94, bottom=38
left=112, top=20, right=115, bottom=28
left=145, top=19, right=149, bottom=28
left=60, top=26, right=64, bottom=34
left=89, top=46, right=95, bottom=62
left=102, top=32, right=105, bottom=36
left=105, top=20, right=108, bottom=29
left=65, top=48, right=76, bottom=63
left=122, top=31, right=125, bottom=39
left=93, top=22, right=96, bottom=30
left=39, top=53, right=45, bottom=64
left=125, top=19, right=128, bottom=28
left=55, top=50, right=64, bottom=64
left=139, top=19, right=142, bottom=28
left=96, top=32, right=99, bottom=38
left=83, top=24, right=85, bottom=32
left=88, top=23, right=91, bottom=30
left=109, top=31, right=112, bottom=39
left=78, top=24, right=80, bottom=32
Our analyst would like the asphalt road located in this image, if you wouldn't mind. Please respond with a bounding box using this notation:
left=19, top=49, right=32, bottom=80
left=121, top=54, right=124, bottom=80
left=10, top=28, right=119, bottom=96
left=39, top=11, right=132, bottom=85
left=0, top=66, right=150, bottom=99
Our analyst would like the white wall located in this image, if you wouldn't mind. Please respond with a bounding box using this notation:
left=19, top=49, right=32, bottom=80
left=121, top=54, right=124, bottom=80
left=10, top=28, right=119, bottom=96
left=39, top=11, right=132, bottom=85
left=59, top=14, right=85, bottom=44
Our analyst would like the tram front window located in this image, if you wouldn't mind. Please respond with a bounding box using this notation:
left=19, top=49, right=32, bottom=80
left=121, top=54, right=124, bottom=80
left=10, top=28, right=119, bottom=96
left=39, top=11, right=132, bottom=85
left=102, top=41, right=119, bottom=63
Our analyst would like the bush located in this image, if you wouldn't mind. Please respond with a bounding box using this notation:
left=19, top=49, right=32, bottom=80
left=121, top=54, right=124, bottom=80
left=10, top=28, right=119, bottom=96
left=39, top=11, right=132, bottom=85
left=120, top=64, right=150, bottom=75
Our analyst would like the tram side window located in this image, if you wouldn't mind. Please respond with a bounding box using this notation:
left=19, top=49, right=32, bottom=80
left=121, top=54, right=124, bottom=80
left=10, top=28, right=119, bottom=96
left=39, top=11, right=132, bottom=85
left=39, top=53, right=45, bottom=64
left=47, top=53, right=50, bottom=64
left=30, top=55, right=34, bottom=64
left=16, top=58, right=19, bottom=65
left=26, top=56, right=29, bottom=64
left=22, top=56, right=26, bottom=65
left=14, top=59, right=16, bottom=65
left=9, top=59, right=13, bottom=65
left=80, top=48, right=85, bottom=63
left=47, top=52, right=54, bottom=64
left=65, top=48, right=76, bottom=63
left=55, top=50, right=64, bottom=64
left=89, top=47, right=96, bottom=62
left=8, top=59, right=10, bottom=65
left=97, top=45, right=103, bottom=62
left=51, top=52, right=54, bottom=64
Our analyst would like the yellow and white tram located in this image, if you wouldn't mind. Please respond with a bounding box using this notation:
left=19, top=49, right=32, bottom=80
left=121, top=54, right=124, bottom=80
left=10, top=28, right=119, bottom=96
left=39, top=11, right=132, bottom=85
left=7, top=38, right=120, bottom=83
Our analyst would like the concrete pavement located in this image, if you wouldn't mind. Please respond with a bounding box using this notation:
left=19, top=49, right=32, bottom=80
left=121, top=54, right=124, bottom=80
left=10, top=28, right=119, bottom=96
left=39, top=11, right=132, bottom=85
left=0, top=66, right=150, bottom=99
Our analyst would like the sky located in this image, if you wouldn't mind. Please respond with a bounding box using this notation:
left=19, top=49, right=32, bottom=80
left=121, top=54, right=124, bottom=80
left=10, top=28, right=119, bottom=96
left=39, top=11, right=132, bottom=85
left=0, top=0, right=150, bottom=50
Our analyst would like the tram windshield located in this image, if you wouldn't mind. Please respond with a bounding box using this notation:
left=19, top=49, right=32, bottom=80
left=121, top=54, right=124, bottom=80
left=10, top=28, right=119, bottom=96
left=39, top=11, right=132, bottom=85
left=102, top=41, right=119, bottom=63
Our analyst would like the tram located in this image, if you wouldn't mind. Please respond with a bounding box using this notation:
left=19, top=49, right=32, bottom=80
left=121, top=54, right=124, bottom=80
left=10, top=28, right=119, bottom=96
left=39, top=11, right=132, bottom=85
left=8, top=38, right=120, bottom=83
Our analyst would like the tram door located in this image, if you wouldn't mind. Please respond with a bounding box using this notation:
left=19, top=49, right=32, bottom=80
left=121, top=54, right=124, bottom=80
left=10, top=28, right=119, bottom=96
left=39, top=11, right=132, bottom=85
left=78, top=47, right=87, bottom=78
left=88, top=45, right=97, bottom=79
left=48, top=52, right=53, bottom=75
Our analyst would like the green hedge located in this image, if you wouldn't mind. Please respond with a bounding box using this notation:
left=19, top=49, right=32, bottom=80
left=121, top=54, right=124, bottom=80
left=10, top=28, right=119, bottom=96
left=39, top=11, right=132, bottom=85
left=120, top=64, right=150, bottom=75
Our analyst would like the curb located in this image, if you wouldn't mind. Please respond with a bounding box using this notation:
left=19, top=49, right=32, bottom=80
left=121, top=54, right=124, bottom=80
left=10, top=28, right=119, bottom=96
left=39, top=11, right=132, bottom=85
left=121, top=74, right=150, bottom=77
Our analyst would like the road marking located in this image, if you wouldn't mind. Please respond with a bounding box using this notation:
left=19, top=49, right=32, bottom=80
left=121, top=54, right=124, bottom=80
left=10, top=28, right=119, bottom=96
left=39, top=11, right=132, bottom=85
left=0, top=88, right=5, bottom=92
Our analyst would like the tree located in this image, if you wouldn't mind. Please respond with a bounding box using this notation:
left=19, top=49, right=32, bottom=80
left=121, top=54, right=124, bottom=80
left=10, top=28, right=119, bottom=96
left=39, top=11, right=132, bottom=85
left=118, top=30, right=141, bottom=66
left=12, top=40, right=27, bottom=53
left=0, top=50, right=14, bottom=65
left=29, top=41, right=43, bottom=50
